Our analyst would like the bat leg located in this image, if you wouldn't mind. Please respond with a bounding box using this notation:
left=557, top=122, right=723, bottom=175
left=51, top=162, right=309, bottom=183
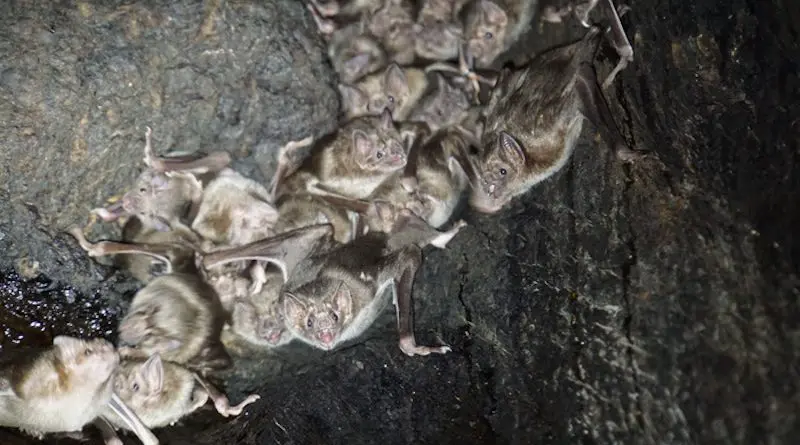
left=425, top=44, right=496, bottom=102
left=573, top=0, right=600, bottom=28
left=67, top=227, right=175, bottom=273
left=306, top=3, right=337, bottom=35
left=308, top=0, right=339, bottom=17
left=269, top=135, right=314, bottom=200
left=541, top=4, right=573, bottom=23
left=575, top=63, right=645, bottom=162
left=248, top=262, right=267, bottom=294
left=426, top=220, right=468, bottom=249
left=91, top=201, right=126, bottom=222
left=600, top=0, right=634, bottom=90
left=392, top=247, right=451, bottom=356
left=194, top=374, right=260, bottom=417
left=143, top=126, right=231, bottom=174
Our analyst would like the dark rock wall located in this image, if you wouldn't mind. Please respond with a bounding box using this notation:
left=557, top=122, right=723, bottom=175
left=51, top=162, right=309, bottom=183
left=0, top=0, right=798, bottom=444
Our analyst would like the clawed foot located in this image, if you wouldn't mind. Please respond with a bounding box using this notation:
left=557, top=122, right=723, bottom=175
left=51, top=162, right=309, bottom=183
left=306, top=3, right=336, bottom=36
left=541, top=5, right=573, bottom=23
left=213, top=393, right=261, bottom=417
left=426, top=44, right=497, bottom=102
left=399, top=336, right=451, bottom=356
left=428, top=220, right=467, bottom=249
left=67, top=227, right=104, bottom=257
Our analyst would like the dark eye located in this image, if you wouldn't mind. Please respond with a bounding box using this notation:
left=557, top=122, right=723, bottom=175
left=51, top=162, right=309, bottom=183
left=84, top=348, right=93, bottom=356
left=387, top=95, right=395, bottom=103
left=331, top=311, right=339, bottom=322
left=484, top=31, right=493, bottom=39
left=306, top=317, right=313, bottom=328
left=499, top=168, right=507, bottom=176
left=376, top=151, right=383, bottom=159
left=132, top=382, right=140, bottom=392
left=139, top=187, right=146, bottom=192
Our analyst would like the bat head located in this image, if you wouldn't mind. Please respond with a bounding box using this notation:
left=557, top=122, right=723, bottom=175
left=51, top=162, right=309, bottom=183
left=469, top=131, right=525, bottom=214
left=283, top=279, right=353, bottom=351
left=464, top=0, right=508, bottom=68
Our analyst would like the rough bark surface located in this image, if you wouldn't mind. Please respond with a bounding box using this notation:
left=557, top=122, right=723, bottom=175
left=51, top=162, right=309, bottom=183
left=0, top=0, right=798, bottom=444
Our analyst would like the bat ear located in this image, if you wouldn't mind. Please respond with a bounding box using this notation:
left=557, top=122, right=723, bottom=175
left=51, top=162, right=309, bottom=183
left=283, top=293, right=307, bottom=321
left=343, top=54, right=371, bottom=81
left=352, top=129, right=373, bottom=159
left=140, top=353, right=164, bottom=394
left=52, top=336, right=85, bottom=363
left=498, top=131, right=525, bottom=165
left=481, top=1, right=508, bottom=26
left=383, top=63, right=409, bottom=96
left=331, top=283, right=353, bottom=319
left=338, top=84, right=369, bottom=112
left=381, top=107, right=394, bottom=129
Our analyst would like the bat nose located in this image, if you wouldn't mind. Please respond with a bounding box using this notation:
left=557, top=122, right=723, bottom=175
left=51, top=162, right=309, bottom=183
left=266, top=329, right=282, bottom=344
left=318, top=330, right=334, bottom=344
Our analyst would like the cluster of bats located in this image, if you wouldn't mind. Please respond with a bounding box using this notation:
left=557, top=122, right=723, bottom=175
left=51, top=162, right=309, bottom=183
left=0, top=0, right=644, bottom=443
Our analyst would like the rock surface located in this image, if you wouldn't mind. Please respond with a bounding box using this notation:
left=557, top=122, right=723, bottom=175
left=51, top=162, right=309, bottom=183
left=1, top=0, right=799, bottom=444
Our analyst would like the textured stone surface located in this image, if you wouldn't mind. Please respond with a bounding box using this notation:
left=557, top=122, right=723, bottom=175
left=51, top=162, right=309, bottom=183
left=1, top=0, right=798, bottom=444
left=0, top=0, right=340, bottom=296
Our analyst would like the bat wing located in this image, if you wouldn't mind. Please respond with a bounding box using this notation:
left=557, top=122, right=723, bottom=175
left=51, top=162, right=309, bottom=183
left=201, top=224, right=333, bottom=282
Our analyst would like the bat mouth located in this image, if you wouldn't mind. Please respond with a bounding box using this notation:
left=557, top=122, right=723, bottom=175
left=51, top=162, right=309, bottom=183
left=317, top=330, right=335, bottom=346
left=263, top=328, right=284, bottom=345
left=468, top=187, right=505, bottom=214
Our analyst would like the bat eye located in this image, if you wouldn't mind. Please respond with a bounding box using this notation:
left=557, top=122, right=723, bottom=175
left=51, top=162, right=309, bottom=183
left=306, top=317, right=313, bottom=328
left=132, top=382, right=140, bottom=392
left=84, top=348, right=93, bottom=356
left=387, top=95, right=395, bottom=103
left=139, top=187, right=146, bottom=192
left=499, top=168, right=507, bottom=176
left=484, top=31, right=493, bottom=39
left=376, top=151, right=384, bottom=159
left=330, top=311, right=339, bottom=322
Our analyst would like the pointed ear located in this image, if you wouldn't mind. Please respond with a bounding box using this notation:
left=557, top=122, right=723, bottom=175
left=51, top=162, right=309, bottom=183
left=481, top=1, right=508, bottom=26
left=352, top=129, right=373, bottom=159
left=283, top=293, right=307, bottom=321
left=338, top=84, right=369, bottom=112
left=331, top=283, right=353, bottom=319
left=53, top=336, right=85, bottom=362
left=380, top=107, right=394, bottom=129
left=383, top=63, right=409, bottom=96
left=498, top=131, right=525, bottom=165
left=140, top=354, right=164, bottom=394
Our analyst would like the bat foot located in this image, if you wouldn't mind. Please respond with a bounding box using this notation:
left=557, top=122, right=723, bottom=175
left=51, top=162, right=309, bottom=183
left=615, top=146, right=648, bottom=163
left=541, top=5, right=573, bottom=24
left=399, top=336, right=451, bottom=356
left=428, top=220, right=467, bottom=249
left=214, top=394, right=261, bottom=417
left=306, top=3, right=336, bottom=35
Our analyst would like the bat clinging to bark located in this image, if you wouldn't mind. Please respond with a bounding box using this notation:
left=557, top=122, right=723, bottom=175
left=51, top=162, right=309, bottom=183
left=469, top=26, right=642, bottom=214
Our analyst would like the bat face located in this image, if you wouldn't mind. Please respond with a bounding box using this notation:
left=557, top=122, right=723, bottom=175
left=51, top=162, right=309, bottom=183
left=413, top=18, right=462, bottom=61
left=469, top=131, right=525, bottom=213
left=368, top=0, right=414, bottom=41
left=283, top=279, right=353, bottom=350
left=113, top=354, right=208, bottom=429
left=122, top=170, right=200, bottom=231
left=333, top=34, right=387, bottom=84
left=118, top=304, right=158, bottom=346
left=53, top=336, right=120, bottom=385
left=410, top=74, right=471, bottom=131
left=352, top=110, right=407, bottom=172
left=231, top=281, right=291, bottom=347
left=464, top=0, right=509, bottom=68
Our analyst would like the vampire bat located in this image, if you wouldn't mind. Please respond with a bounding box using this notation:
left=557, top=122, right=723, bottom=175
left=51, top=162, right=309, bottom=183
left=273, top=108, right=408, bottom=201
left=0, top=336, right=158, bottom=445
left=92, top=127, right=230, bottom=233
left=413, top=0, right=469, bottom=62
left=102, top=353, right=259, bottom=435
left=469, top=26, right=643, bottom=214
left=202, top=224, right=451, bottom=356
left=406, top=73, right=474, bottom=132
left=225, top=267, right=294, bottom=348
left=461, top=0, right=539, bottom=68
left=365, top=0, right=416, bottom=64
left=311, top=9, right=388, bottom=84
left=338, top=63, right=429, bottom=121
left=67, top=228, right=232, bottom=373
